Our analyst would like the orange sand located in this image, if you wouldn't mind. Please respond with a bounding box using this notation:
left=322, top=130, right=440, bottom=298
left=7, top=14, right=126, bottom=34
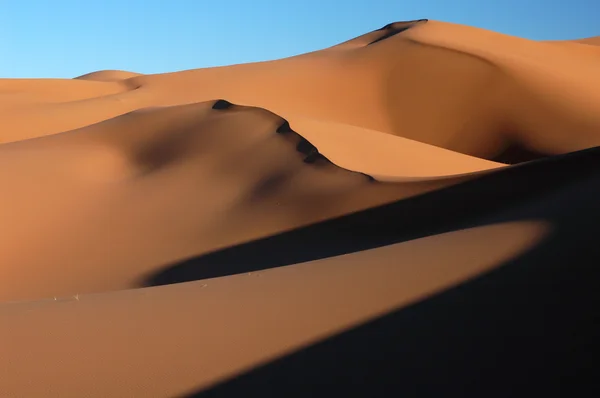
left=0, top=20, right=598, bottom=397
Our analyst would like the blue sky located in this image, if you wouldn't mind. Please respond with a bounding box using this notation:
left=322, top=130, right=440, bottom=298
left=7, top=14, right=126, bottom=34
left=1, top=0, right=597, bottom=78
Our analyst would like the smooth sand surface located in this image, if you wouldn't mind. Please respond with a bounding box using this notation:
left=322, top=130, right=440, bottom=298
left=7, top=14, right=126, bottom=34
left=0, top=20, right=599, bottom=397
left=569, top=36, right=600, bottom=46
left=74, top=70, right=143, bottom=82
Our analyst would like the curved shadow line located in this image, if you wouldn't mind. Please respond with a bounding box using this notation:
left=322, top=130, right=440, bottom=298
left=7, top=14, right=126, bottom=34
left=142, top=146, right=600, bottom=288
left=184, top=158, right=600, bottom=397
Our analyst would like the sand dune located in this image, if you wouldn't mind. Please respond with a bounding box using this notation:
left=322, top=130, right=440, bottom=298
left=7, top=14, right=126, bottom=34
left=0, top=19, right=598, bottom=397
left=0, top=221, right=549, bottom=396
left=1, top=100, right=461, bottom=302
left=570, top=36, right=600, bottom=46
left=74, top=69, right=143, bottom=82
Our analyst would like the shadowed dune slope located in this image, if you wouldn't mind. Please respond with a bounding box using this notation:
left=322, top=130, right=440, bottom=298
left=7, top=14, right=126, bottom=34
left=2, top=100, right=458, bottom=303
left=187, top=162, right=600, bottom=398
left=0, top=18, right=598, bottom=398
left=1, top=146, right=599, bottom=397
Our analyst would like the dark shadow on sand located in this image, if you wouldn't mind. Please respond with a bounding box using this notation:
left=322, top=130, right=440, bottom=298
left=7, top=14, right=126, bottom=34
left=182, top=147, right=600, bottom=397
left=491, top=142, right=550, bottom=164
left=142, top=146, right=600, bottom=288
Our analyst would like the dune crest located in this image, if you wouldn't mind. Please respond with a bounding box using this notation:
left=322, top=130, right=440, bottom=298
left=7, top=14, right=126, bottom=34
left=0, top=99, right=463, bottom=302
left=74, top=69, right=143, bottom=82
left=570, top=36, right=600, bottom=46
left=2, top=21, right=599, bottom=163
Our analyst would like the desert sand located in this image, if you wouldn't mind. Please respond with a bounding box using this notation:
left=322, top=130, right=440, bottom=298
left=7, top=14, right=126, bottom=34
left=0, top=20, right=598, bottom=397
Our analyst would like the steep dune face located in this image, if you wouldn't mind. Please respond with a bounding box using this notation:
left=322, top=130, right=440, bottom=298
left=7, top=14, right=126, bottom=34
left=403, top=21, right=600, bottom=156
left=0, top=19, right=599, bottom=397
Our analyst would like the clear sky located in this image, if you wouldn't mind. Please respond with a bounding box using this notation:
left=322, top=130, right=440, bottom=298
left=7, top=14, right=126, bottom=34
left=1, top=0, right=597, bottom=78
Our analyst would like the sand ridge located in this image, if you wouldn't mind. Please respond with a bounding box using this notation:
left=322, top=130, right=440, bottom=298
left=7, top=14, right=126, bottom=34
left=568, top=36, right=600, bottom=46
left=0, top=99, right=465, bottom=302
left=0, top=19, right=598, bottom=397
left=74, top=69, right=143, bottom=82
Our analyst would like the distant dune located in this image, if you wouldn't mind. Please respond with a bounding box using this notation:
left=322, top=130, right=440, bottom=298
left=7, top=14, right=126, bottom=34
left=74, top=69, right=143, bottom=82
left=0, top=19, right=598, bottom=397
left=570, top=36, right=600, bottom=45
